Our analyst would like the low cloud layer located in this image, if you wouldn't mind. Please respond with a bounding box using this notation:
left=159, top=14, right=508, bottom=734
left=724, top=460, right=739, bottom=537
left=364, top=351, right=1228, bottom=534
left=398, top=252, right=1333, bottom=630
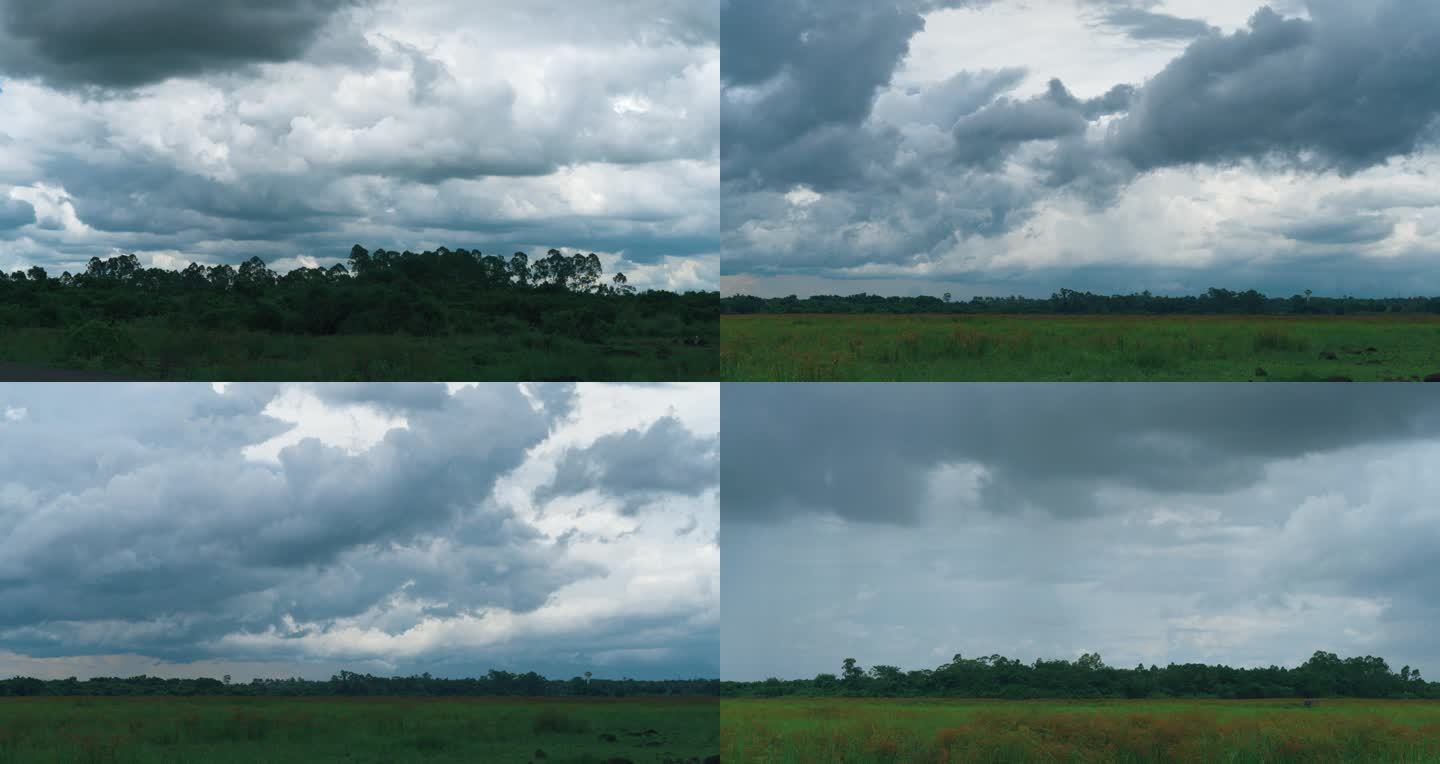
left=722, top=0, right=1440, bottom=297
left=0, top=383, right=718, bottom=681
left=723, top=384, right=1440, bottom=680
left=0, top=0, right=719, bottom=291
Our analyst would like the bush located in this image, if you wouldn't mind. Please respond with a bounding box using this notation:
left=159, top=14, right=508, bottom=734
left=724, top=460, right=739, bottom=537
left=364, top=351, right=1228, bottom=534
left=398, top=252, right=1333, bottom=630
left=63, top=320, right=139, bottom=365
left=531, top=709, right=590, bottom=735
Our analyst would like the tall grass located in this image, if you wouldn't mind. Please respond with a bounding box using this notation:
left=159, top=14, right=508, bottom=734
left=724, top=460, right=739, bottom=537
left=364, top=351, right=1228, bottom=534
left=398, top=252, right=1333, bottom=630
left=721, top=314, right=1440, bottom=381
left=722, top=698, right=1440, bottom=763
left=0, top=696, right=720, bottom=763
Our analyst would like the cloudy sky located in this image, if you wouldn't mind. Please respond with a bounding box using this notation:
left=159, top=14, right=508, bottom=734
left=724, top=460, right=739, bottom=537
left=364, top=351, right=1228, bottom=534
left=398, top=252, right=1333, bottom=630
left=723, top=384, right=1440, bottom=680
left=721, top=0, right=1440, bottom=298
left=0, top=382, right=718, bottom=681
left=0, top=0, right=719, bottom=291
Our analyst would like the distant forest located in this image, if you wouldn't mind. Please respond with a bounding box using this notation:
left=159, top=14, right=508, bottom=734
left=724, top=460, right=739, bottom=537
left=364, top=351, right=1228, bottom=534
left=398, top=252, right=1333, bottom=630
left=0, top=671, right=720, bottom=698
left=723, top=289, right=1440, bottom=316
left=0, top=246, right=718, bottom=340
left=723, top=652, right=1440, bottom=701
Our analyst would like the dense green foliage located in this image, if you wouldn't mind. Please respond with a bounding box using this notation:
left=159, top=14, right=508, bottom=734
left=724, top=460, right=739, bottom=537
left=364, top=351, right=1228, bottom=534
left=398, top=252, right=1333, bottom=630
left=723, top=288, right=1440, bottom=316
left=0, top=247, right=718, bottom=380
left=0, top=696, right=720, bottom=763
left=0, top=671, right=719, bottom=698
left=722, top=314, right=1440, bottom=381
left=723, top=653, right=1440, bottom=700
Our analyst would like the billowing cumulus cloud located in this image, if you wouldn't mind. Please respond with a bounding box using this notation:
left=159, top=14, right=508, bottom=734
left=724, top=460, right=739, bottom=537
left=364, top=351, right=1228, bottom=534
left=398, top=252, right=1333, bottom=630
left=0, top=383, right=718, bottom=681
left=722, top=384, right=1440, bottom=681
left=722, top=0, right=1440, bottom=298
left=0, top=0, right=718, bottom=291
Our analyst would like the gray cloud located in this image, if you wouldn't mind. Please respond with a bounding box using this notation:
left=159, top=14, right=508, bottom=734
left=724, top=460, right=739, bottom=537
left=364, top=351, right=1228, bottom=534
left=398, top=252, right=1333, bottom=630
left=546, top=416, right=719, bottom=510
left=722, top=384, right=1440, bottom=681
left=1, top=0, right=719, bottom=290
left=722, top=0, right=1440, bottom=297
left=721, top=0, right=980, bottom=190
left=0, top=0, right=372, bottom=90
left=1109, top=3, right=1440, bottom=174
left=0, top=383, right=717, bottom=680
left=0, top=197, right=34, bottom=230
left=723, top=384, right=1440, bottom=525
left=1100, top=8, right=1216, bottom=40
left=1281, top=216, right=1397, bottom=245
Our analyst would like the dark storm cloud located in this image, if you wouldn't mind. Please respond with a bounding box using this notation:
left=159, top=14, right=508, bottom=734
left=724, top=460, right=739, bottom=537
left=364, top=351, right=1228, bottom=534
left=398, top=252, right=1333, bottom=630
left=1281, top=216, right=1396, bottom=245
left=1109, top=2, right=1440, bottom=174
left=1100, top=7, right=1216, bottom=40
left=0, top=0, right=372, bottom=90
left=0, top=197, right=34, bottom=230
left=2, top=1, right=718, bottom=289
left=546, top=416, right=719, bottom=509
left=722, top=384, right=1440, bottom=525
left=722, top=384, right=1440, bottom=681
left=951, top=80, right=1109, bottom=166
left=721, top=0, right=981, bottom=190
left=0, top=383, right=716, bottom=679
left=723, top=0, right=1440, bottom=296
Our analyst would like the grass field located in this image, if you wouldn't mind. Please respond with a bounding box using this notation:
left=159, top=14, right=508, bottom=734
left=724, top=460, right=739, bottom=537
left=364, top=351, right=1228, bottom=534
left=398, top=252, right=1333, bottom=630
left=0, top=325, right=717, bottom=381
left=722, top=697, right=1440, bottom=763
left=720, top=314, right=1440, bottom=381
left=0, top=696, right=719, bottom=763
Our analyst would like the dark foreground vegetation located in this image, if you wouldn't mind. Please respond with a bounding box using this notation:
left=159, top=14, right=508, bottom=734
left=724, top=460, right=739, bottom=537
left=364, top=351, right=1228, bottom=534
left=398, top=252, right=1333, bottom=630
left=724, top=652, right=1439, bottom=700
left=0, top=247, right=718, bottom=380
left=0, top=673, right=721, bottom=763
left=0, top=696, right=720, bottom=763
left=722, top=288, right=1440, bottom=316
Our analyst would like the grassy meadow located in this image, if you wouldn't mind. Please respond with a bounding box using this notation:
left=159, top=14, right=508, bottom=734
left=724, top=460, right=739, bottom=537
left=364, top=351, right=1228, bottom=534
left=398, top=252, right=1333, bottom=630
left=722, top=697, right=1440, bottom=763
left=0, top=696, right=720, bottom=763
left=0, top=324, right=717, bottom=381
left=720, top=314, right=1440, bottom=381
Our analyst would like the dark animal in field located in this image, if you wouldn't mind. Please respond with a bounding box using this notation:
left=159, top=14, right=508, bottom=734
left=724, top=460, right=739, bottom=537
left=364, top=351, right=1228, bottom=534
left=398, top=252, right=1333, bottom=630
left=1323, top=376, right=1353, bottom=382
left=598, top=733, right=618, bottom=742
left=534, top=749, right=547, bottom=759
left=1254, top=367, right=1267, bottom=377
left=1365, top=347, right=1379, bottom=353
left=705, top=756, right=721, bottom=764
left=1425, top=373, right=1440, bottom=382
left=1319, top=351, right=1339, bottom=361
left=681, top=335, right=709, bottom=347
left=1304, top=700, right=1318, bottom=708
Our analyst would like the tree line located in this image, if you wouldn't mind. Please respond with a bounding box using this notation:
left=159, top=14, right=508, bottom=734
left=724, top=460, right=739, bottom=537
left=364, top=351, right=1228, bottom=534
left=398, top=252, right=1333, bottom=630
left=723, top=288, right=1440, bottom=316
left=722, top=652, right=1440, bottom=700
left=0, top=670, right=720, bottom=698
left=0, top=246, right=717, bottom=341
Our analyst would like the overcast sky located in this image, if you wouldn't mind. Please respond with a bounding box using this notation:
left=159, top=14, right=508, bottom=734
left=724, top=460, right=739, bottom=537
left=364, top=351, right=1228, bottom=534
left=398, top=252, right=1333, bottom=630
left=0, top=0, right=719, bottom=291
left=0, top=382, right=718, bottom=682
left=721, top=0, right=1440, bottom=298
left=722, top=384, right=1440, bottom=681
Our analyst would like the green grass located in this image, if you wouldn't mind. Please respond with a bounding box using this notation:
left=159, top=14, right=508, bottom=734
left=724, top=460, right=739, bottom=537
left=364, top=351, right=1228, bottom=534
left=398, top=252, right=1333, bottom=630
left=0, top=696, right=720, bottom=763
left=720, top=314, right=1440, bottom=381
left=0, top=324, right=717, bottom=381
left=722, top=697, right=1440, bottom=763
